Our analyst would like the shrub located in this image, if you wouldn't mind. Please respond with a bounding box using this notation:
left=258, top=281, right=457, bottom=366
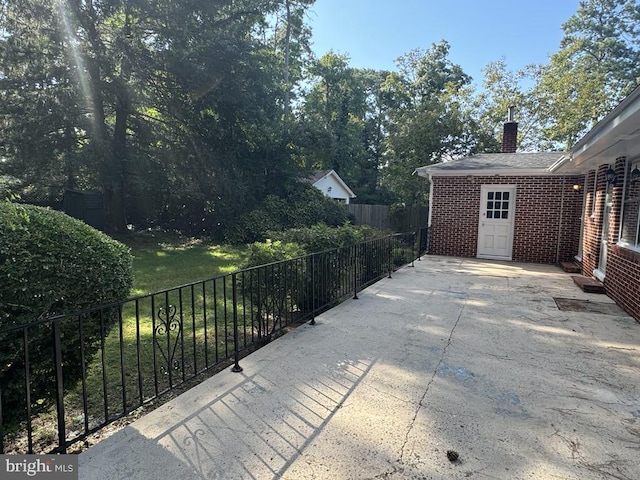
left=241, top=240, right=305, bottom=339
left=268, top=223, right=381, bottom=253
left=243, top=224, right=388, bottom=327
left=244, top=239, right=305, bottom=268
left=0, top=202, right=133, bottom=426
left=224, top=183, right=355, bottom=243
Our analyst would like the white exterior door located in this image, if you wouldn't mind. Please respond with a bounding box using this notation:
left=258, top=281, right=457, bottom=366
left=477, top=185, right=516, bottom=260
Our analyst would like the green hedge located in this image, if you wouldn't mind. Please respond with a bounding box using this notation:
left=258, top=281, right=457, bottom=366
left=0, top=202, right=133, bottom=426
left=225, top=183, right=355, bottom=243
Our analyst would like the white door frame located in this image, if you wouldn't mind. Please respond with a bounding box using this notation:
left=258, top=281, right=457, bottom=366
left=477, top=185, right=516, bottom=261
left=594, top=184, right=612, bottom=281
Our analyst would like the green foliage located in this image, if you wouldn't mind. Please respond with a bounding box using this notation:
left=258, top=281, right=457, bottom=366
left=243, top=223, right=387, bottom=327
left=473, top=59, right=547, bottom=152
left=4, top=0, right=640, bottom=235
left=536, top=0, right=640, bottom=147
left=244, top=239, right=306, bottom=268
left=242, top=240, right=306, bottom=339
left=297, top=53, right=392, bottom=202
left=224, top=182, right=354, bottom=243
left=0, top=202, right=133, bottom=425
left=244, top=223, right=381, bottom=266
left=0, top=0, right=311, bottom=233
left=380, top=41, right=478, bottom=205
left=267, top=222, right=379, bottom=253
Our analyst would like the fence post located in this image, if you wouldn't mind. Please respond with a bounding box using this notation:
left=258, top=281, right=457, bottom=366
left=231, top=273, right=243, bottom=373
left=411, top=231, right=416, bottom=268
left=310, top=254, right=316, bottom=325
left=52, top=321, right=67, bottom=453
left=0, top=383, right=3, bottom=454
left=353, top=243, right=359, bottom=300
left=387, top=235, right=392, bottom=278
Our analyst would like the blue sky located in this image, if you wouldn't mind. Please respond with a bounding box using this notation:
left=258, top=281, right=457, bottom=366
left=307, top=0, right=580, bottom=86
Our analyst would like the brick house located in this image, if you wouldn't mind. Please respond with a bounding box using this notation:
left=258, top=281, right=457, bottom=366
left=551, top=86, right=640, bottom=321
left=415, top=117, right=583, bottom=264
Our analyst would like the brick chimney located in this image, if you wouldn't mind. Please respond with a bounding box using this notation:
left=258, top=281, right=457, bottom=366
left=501, top=105, right=518, bottom=153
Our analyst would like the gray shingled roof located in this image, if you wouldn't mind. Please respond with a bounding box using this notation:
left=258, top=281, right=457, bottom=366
left=307, top=169, right=332, bottom=183
left=415, top=152, right=567, bottom=175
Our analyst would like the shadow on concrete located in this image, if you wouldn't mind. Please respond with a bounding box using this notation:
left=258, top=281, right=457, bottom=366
left=80, top=256, right=640, bottom=480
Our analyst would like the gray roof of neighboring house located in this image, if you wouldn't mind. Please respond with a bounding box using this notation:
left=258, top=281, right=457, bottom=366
left=306, top=169, right=356, bottom=198
left=415, top=152, right=568, bottom=176
left=307, top=169, right=333, bottom=183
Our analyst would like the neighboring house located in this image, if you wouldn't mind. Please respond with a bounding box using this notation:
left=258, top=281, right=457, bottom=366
left=415, top=116, right=584, bottom=264
left=309, top=169, right=356, bottom=204
left=551, top=85, right=640, bottom=321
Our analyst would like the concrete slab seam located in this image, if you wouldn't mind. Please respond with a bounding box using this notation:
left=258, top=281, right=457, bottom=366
left=399, top=299, right=467, bottom=463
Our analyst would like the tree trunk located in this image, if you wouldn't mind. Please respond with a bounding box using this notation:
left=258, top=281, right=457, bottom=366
left=283, top=0, right=292, bottom=123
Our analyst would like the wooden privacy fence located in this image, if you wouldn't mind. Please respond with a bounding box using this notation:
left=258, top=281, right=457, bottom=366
left=346, top=204, right=428, bottom=232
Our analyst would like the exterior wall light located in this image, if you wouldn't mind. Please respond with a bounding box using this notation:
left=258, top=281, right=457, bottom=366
left=631, top=166, right=640, bottom=184
left=605, top=167, right=618, bottom=186
left=573, top=184, right=582, bottom=192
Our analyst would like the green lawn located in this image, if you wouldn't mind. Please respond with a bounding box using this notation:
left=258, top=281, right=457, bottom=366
left=68, top=234, right=250, bottom=440
left=118, top=233, right=249, bottom=296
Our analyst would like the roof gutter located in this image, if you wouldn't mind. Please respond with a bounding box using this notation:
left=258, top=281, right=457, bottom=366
left=548, top=154, right=571, bottom=173
left=413, top=168, right=563, bottom=177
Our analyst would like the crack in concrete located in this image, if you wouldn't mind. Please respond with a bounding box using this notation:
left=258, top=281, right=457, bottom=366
left=399, top=301, right=467, bottom=462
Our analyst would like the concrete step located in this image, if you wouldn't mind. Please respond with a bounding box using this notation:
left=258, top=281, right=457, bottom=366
left=572, top=275, right=606, bottom=294
left=561, top=261, right=581, bottom=273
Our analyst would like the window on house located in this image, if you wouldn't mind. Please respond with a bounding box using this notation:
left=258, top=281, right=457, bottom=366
left=620, top=159, right=640, bottom=248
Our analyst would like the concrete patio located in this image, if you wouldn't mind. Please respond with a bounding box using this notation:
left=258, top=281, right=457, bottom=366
left=79, top=256, right=640, bottom=479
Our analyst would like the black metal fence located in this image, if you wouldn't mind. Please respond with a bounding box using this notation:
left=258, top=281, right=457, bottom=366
left=0, top=231, right=428, bottom=454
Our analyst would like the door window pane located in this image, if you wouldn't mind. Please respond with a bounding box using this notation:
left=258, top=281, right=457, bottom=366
left=485, top=189, right=512, bottom=222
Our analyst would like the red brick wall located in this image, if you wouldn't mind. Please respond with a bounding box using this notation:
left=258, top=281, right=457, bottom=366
left=429, top=174, right=583, bottom=264
left=581, top=167, right=607, bottom=274
left=502, top=123, right=518, bottom=153
left=581, top=157, right=640, bottom=321
left=606, top=246, right=640, bottom=320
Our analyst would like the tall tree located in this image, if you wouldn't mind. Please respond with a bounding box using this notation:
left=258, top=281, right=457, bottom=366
left=0, top=0, right=86, bottom=192
left=473, top=59, right=551, bottom=152
left=297, top=52, right=369, bottom=184
left=536, top=0, right=640, bottom=148
left=381, top=41, right=476, bottom=205
left=0, top=0, right=293, bottom=234
left=270, top=0, right=314, bottom=123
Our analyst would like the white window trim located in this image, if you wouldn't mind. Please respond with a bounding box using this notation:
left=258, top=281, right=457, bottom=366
left=619, top=157, right=640, bottom=249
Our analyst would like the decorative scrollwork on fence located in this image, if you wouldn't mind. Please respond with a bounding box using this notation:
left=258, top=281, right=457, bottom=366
left=154, top=304, right=182, bottom=378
